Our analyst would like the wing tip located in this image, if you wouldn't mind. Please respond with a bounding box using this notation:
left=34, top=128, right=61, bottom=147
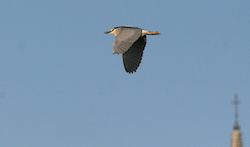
left=126, top=70, right=136, bottom=74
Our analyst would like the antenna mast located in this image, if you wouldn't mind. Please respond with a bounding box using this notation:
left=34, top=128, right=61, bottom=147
left=233, top=93, right=240, bottom=130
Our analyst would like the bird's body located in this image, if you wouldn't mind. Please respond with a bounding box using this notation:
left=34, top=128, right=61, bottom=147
left=105, top=26, right=160, bottom=73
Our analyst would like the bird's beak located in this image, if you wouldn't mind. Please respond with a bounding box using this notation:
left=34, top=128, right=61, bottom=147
left=104, top=31, right=111, bottom=34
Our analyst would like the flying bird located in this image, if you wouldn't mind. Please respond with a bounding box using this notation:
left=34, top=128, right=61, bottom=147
left=104, top=26, right=160, bottom=73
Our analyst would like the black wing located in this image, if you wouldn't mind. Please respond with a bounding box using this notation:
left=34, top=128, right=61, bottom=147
left=122, top=35, right=147, bottom=73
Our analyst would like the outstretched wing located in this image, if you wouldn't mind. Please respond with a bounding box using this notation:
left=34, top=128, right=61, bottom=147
left=113, top=28, right=142, bottom=54
left=122, top=35, right=147, bottom=73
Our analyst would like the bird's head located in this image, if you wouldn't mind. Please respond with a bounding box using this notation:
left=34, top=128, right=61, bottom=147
left=104, top=27, right=121, bottom=36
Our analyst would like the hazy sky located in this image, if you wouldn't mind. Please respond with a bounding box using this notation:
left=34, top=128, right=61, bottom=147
left=0, top=1, right=249, bottom=146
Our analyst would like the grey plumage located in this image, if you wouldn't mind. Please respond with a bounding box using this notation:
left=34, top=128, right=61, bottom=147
left=105, top=26, right=160, bottom=73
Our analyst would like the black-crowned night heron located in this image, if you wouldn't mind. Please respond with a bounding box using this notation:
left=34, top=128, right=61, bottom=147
left=105, top=26, right=160, bottom=73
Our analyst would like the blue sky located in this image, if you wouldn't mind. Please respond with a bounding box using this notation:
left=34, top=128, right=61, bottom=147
left=0, top=1, right=249, bottom=146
